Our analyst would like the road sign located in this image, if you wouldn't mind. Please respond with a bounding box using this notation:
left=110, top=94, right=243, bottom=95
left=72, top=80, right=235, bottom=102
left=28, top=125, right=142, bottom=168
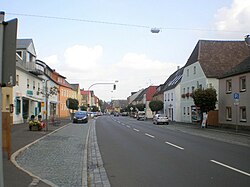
left=233, top=93, right=239, bottom=100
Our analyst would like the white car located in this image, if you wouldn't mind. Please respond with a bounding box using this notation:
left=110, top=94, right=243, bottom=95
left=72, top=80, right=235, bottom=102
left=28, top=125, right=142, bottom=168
left=153, top=114, right=169, bottom=125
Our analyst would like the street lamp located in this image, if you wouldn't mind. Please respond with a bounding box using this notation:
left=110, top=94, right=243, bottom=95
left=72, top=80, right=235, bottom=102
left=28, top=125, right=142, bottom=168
left=43, top=79, right=49, bottom=131
left=245, top=34, right=250, bottom=46
left=151, top=28, right=161, bottom=33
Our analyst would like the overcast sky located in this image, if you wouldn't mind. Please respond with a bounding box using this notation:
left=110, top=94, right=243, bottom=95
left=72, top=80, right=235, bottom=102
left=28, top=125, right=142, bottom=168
left=2, top=0, right=250, bottom=101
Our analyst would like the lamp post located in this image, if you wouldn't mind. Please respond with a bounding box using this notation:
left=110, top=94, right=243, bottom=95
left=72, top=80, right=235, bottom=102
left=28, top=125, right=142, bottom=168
left=87, top=80, right=119, bottom=110
left=45, top=80, right=49, bottom=131
left=0, top=11, right=4, bottom=187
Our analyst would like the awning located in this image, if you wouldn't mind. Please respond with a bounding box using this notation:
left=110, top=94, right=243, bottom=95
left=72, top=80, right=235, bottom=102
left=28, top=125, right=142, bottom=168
left=22, top=96, right=43, bottom=102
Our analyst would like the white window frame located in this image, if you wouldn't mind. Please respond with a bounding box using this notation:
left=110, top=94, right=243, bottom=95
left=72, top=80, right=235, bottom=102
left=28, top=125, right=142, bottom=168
left=239, top=76, right=246, bottom=92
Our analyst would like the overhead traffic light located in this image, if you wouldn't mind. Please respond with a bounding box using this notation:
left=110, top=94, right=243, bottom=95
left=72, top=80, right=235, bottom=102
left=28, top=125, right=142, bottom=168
left=113, top=84, right=116, bottom=90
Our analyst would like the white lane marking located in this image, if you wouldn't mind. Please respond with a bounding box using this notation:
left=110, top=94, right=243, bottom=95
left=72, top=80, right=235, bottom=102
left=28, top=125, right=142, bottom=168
left=210, top=160, right=250, bottom=177
left=145, top=133, right=155, bottom=138
left=133, top=128, right=140, bottom=132
left=117, top=121, right=121, bottom=124
left=126, top=125, right=131, bottom=128
left=165, top=141, right=184, bottom=150
left=121, top=123, right=125, bottom=126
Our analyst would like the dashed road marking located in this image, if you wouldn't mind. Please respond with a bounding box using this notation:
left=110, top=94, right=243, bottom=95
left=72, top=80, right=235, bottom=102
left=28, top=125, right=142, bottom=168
left=165, top=141, right=184, bottom=150
left=126, top=125, right=131, bottom=128
left=145, top=133, right=155, bottom=138
left=210, top=160, right=250, bottom=177
left=133, top=128, right=140, bottom=132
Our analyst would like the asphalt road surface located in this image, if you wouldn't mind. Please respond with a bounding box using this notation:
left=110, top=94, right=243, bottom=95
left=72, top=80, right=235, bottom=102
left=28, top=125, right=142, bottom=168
left=96, top=115, right=250, bottom=187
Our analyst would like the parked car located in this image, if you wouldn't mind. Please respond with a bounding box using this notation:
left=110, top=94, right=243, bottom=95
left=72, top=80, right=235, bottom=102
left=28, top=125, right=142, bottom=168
left=73, top=111, right=88, bottom=123
left=153, top=114, right=169, bottom=125
left=114, top=112, right=119, bottom=117
left=121, top=112, right=128, bottom=116
left=137, top=111, right=146, bottom=120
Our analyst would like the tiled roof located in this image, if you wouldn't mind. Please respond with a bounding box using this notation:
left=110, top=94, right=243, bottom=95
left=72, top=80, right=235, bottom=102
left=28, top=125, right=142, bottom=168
left=17, top=39, right=33, bottom=49
left=220, top=56, right=250, bottom=78
left=186, top=40, right=250, bottom=78
left=154, top=67, right=184, bottom=96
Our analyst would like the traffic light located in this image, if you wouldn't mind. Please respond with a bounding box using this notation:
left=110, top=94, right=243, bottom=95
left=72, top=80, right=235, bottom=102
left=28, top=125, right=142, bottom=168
left=113, top=84, right=116, bottom=90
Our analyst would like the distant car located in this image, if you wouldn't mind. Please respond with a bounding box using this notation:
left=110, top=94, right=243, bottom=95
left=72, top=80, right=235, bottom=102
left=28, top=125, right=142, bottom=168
left=137, top=111, right=146, bottom=120
left=114, top=112, right=119, bottom=117
left=121, top=112, right=128, bottom=116
left=73, top=111, right=88, bottom=123
left=153, top=114, right=169, bottom=125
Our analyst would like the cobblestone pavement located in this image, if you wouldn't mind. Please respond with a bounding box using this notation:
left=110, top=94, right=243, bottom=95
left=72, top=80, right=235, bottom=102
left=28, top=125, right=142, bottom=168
left=15, top=122, right=90, bottom=187
left=161, top=121, right=250, bottom=148
left=88, top=119, right=111, bottom=187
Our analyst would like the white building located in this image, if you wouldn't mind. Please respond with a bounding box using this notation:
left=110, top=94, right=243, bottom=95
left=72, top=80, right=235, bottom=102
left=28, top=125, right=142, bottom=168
left=163, top=67, right=183, bottom=122
left=180, top=40, right=250, bottom=124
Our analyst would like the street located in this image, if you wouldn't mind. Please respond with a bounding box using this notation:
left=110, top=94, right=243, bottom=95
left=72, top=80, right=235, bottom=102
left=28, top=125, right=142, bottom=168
left=96, top=115, right=250, bottom=187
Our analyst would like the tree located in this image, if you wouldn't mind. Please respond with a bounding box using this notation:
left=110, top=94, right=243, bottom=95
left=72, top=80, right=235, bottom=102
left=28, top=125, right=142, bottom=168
left=135, top=103, right=145, bottom=111
left=192, top=88, right=217, bottom=126
left=149, top=100, right=163, bottom=113
left=80, top=105, right=87, bottom=111
left=192, top=88, right=217, bottom=113
left=66, top=98, right=79, bottom=111
left=90, top=106, right=99, bottom=112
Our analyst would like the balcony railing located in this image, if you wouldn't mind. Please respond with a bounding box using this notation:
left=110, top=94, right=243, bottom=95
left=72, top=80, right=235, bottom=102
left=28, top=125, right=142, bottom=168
left=26, top=61, right=44, bottom=75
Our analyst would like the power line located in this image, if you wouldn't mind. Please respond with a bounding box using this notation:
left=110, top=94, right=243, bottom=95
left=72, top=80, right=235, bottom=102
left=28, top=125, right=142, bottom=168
left=7, top=12, right=150, bottom=29
left=7, top=12, right=247, bottom=33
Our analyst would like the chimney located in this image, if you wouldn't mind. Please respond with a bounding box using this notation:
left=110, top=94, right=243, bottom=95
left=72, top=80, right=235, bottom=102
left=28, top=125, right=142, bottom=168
left=177, top=66, right=180, bottom=70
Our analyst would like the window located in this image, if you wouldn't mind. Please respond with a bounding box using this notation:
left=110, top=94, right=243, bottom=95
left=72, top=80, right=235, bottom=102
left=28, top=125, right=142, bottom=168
left=192, top=86, right=195, bottom=93
left=240, top=76, right=246, bottom=92
left=183, top=107, right=186, bottom=115
left=226, top=107, right=232, bottom=120
left=16, top=98, right=21, bottom=115
left=187, top=107, right=190, bottom=115
left=187, top=69, right=189, bottom=77
left=33, top=81, right=35, bottom=90
left=6, top=95, right=10, bottom=109
left=16, top=51, right=23, bottom=59
left=183, top=88, right=185, bottom=94
left=38, top=82, right=40, bottom=91
left=193, top=66, right=196, bottom=74
left=171, top=93, right=173, bottom=101
left=240, top=106, right=246, bottom=122
left=16, top=75, right=19, bottom=86
left=27, top=79, right=29, bottom=89
left=168, top=93, right=170, bottom=101
left=226, top=79, right=232, bottom=93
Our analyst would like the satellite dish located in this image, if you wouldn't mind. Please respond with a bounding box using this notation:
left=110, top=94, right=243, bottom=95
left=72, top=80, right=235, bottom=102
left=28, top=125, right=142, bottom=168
left=151, top=28, right=160, bottom=33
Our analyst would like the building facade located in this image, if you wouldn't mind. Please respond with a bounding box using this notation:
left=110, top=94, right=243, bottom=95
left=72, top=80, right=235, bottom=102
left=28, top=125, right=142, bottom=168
left=219, top=56, right=250, bottom=128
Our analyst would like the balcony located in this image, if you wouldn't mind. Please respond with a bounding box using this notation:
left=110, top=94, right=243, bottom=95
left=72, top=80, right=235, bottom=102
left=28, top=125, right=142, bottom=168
left=26, top=61, right=44, bottom=75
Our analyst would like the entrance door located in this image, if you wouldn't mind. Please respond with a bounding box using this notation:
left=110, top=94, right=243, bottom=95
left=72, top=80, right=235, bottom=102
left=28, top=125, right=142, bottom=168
left=22, top=98, right=29, bottom=119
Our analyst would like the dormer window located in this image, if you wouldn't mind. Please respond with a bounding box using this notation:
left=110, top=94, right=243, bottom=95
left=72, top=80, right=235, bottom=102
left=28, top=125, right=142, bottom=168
left=16, top=51, right=23, bottom=59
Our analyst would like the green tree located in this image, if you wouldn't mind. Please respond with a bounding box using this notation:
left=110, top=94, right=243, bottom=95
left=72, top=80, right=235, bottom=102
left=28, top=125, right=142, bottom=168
left=90, top=106, right=99, bottom=112
left=192, top=88, right=217, bottom=126
left=80, top=105, right=87, bottom=111
left=66, top=98, right=79, bottom=111
left=135, top=103, right=145, bottom=111
left=192, top=88, right=217, bottom=113
left=149, top=100, right=163, bottom=113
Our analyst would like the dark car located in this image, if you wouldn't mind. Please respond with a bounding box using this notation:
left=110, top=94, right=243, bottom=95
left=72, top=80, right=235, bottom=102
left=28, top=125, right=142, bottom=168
left=73, top=111, right=88, bottom=123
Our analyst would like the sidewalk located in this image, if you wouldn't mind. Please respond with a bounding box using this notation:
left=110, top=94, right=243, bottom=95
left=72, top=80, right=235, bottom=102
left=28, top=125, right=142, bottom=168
left=3, top=119, right=71, bottom=187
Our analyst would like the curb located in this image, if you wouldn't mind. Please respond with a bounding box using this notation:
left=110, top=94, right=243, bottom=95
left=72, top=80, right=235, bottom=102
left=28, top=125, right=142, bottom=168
left=10, top=123, right=70, bottom=187
left=82, top=120, right=91, bottom=187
